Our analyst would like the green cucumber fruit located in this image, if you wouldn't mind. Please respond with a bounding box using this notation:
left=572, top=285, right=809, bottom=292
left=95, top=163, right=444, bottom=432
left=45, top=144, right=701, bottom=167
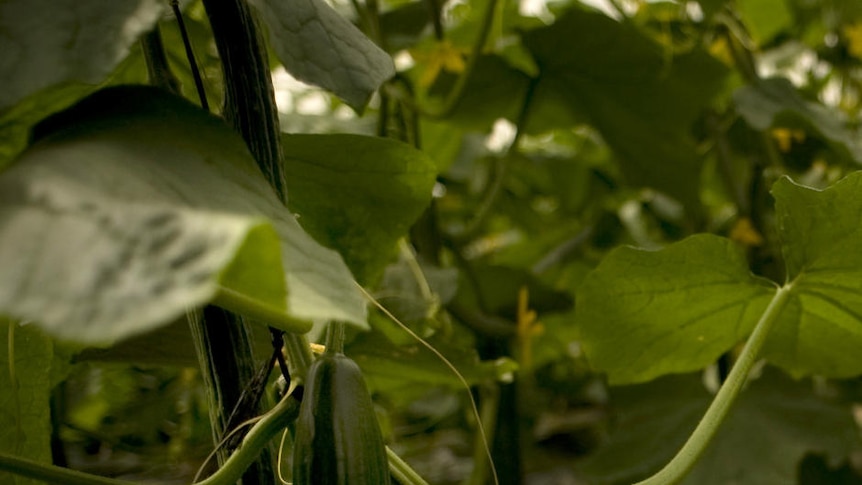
left=293, top=352, right=390, bottom=485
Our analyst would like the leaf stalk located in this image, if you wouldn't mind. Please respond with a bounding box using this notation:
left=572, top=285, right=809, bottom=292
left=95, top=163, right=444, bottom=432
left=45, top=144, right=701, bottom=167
left=635, top=283, right=792, bottom=485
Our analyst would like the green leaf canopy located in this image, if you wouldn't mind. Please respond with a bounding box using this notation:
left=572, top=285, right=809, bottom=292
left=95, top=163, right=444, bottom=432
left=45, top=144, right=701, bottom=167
left=575, top=234, right=776, bottom=384
left=0, top=86, right=365, bottom=345
left=523, top=9, right=729, bottom=208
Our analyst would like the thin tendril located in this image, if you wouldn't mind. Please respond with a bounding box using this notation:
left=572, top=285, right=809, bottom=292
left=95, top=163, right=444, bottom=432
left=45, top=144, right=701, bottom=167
left=192, top=415, right=263, bottom=483
left=276, top=429, right=291, bottom=485
left=276, top=380, right=298, bottom=485
left=355, top=283, right=500, bottom=485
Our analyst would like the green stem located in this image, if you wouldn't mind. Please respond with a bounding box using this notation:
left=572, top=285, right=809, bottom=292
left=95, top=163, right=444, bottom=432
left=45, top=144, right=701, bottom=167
left=634, top=283, right=793, bottom=485
left=0, top=393, right=301, bottom=485
left=387, top=447, right=430, bottom=485
left=0, top=453, right=132, bottom=485
left=197, top=394, right=299, bottom=485
left=324, top=321, right=346, bottom=354
left=466, top=383, right=500, bottom=485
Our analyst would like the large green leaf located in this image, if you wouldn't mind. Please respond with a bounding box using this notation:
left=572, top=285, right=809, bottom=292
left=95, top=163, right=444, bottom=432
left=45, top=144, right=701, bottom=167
left=733, top=78, right=862, bottom=165
left=249, top=0, right=395, bottom=111
left=282, top=133, right=437, bottom=283
left=764, top=173, right=862, bottom=377
left=523, top=9, right=729, bottom=207
left=579, top=369, right=860, bottom=485
left=0, top=320, right=62, bottom=485
left=0, top=86, right=364, bottom=345
left=0, top=0, right=164, bottom=111
left=575, top=234, right=776, bottom=384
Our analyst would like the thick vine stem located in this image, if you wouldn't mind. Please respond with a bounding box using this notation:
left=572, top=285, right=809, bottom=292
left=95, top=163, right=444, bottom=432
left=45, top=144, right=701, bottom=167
left=0, top=393, right=301, bottom=485
left=188, top=308, right=270, bottom=481
left=202, top=0, right=286, bottom=201
left=634, top=283, right=792, bottom=485
left=200, top=1, right=314, bottom=481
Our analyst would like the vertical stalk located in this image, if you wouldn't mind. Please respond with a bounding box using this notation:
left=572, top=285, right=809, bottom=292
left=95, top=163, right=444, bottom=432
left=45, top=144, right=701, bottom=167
left=140, top=23, right=269, bottom=482
left=189, top=308, right=272, bottom=484
left=191, top=0, right=304, bottom=483
left=203, top=0, right=286, bottom=203
left=200, top=0, right=312, bottom=377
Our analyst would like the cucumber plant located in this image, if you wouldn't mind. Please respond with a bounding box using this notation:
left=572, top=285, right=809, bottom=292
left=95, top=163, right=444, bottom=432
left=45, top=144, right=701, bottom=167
left=2, top=0, right=862, bottom=484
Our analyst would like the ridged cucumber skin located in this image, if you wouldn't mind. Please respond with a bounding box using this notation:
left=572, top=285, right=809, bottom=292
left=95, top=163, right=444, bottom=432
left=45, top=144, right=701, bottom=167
left=292, top=353, right=390, bottom=485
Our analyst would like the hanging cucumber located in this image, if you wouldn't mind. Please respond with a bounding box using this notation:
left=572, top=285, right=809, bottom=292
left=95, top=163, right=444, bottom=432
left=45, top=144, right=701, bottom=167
left=292, top=350, right=390, bottom=485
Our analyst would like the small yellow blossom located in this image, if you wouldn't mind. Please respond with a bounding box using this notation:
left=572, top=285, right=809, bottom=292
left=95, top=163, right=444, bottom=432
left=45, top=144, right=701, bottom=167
left=771, top=128, right=805, bottom=152
left=516, top=286, right=543, bottom=370
left=730, top=217, right=764, bottom=247
left=411, top=40, right=467, bottom=87
left=709, top=37, right=734, bottom=67
left=843, top=22, right=862, bottom=60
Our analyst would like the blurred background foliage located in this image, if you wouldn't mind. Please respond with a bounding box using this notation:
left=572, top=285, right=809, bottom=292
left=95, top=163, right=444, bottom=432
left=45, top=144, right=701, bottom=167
left=9, top=0, right=862, bottom=483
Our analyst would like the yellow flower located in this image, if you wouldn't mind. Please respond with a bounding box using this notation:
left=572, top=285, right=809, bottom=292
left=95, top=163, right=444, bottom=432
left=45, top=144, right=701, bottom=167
left=730, top=217, right=764, bottom=247
left=709, top=37, right=734, bottom=67
left=516, top=286, right=543, bottom=370
left=411, top=40, right=467, bottom=87
left=771, top=128, right=805, bottom=152
left=843, top=22, right=862, bottom=59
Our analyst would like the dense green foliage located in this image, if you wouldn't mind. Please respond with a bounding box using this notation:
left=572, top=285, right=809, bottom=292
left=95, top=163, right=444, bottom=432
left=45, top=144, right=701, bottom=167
left=1, top=0, right=862, bottom=484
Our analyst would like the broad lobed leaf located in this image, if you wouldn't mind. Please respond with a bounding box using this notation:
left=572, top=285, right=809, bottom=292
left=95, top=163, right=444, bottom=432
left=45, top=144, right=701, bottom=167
left=0, top=86, right=365, bottom=345
left=765, top=173, right=862, bottom=377
left=575, top=234, right=776, bottom=384
left=577, top=171, right=862, bottom=384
